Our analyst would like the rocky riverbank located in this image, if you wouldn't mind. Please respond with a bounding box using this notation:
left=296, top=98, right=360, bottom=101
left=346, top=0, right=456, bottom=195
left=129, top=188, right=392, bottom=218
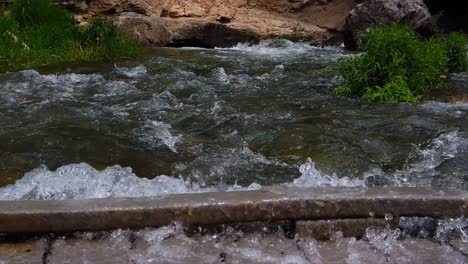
left=2, top=0, right=466, bottom=48
left=54, top=0, right=464, bottom=49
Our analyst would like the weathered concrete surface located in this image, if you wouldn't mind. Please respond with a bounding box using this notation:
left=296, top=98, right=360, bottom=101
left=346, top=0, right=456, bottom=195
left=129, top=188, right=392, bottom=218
left=0, top=187, right=466, bottom=234
left=48, top=238, right=132, bottom=264
left=387, top=239, right=467, bottom=264
left=0, top=239, right=47, bottom=264
left=297, top=218, right=389, bottom=240
left=4, top=235, right=467, bottom=264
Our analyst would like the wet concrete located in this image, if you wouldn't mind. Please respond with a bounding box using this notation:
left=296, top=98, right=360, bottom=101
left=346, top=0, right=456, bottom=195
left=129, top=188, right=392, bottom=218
left=0, top=239, right=47, bottom=264
left=1, top=233, right=467, bottom=264
left=296, top=218, right=389, bottom=240
left=0, top=187, right=466, bottom=233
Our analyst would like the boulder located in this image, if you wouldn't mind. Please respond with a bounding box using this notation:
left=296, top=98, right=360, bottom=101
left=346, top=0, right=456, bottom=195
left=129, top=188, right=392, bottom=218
left=113, top=12, right=171, bottom=47
left=344, top=0, right=435, bottom=50
left=163, top=18, right=260, bottom=48
left=87, top=0, right=170, bottom=16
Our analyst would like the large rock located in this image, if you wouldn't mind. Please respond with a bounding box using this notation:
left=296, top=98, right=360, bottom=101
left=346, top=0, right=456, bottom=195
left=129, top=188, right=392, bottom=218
left=87, top=0, right=170, bottom=16
left=113, top=12, right=171, bottom=46
left=163, top=18, right=260, bottom=48
left=344, top=0, right=435, bottom=50
left=164, top=0, right=354, bottom=40
left=68, top=0, right=355, bottom=45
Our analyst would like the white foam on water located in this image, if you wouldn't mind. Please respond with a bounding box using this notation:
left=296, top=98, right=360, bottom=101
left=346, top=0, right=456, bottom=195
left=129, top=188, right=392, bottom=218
left=365, top=226, right=401, bottom=255
left=256, top=64, right=285, bottom=81
left=390, top=131, right=462, bottom=186
left=0, top=70, right=143, bottom=112
left=0, top=163, right=205, bottom=201
left=223, top=40, right=315, bottom=56
left=0, top=70, right=104, bottom=107
left=292, top=158, right=365, bottom=188
left=93, top=80, right=140, bottom=98
left=115, top=65, right=148, bottom=78
left=0, top=131, right=462, bottom=201
left=213, top=67, right=231, bottom=84
left=0, top=154, right=368, bottom=201
left=436, top=217, right=468, bottom=242
left=136, top=121, right=181, bottom=152
left=41, top=71, right=103, bottom=85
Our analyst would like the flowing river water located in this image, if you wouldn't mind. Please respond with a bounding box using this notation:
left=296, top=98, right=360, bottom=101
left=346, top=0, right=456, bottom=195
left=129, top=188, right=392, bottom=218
left=0, top=40, right=467, bottom=262
left=0, top=40, right=467, bottom=198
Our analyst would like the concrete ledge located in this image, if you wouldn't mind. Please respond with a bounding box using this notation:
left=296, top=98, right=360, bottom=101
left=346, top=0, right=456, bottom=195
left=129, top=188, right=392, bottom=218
left=0, top=187, right=466, bottom=233
left=296, top=218, right=389, bottom=240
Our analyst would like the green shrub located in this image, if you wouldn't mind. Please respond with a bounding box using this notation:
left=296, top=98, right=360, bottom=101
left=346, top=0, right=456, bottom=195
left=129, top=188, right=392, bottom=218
left=336, top=24, right=468, bottom=103
left=443, top=32, right=468, bottom=73
left=80, top=18, right=141, bottom=59
left=12, top=0, right=75, bottom=28
left=0, top=0, right=141, bottom=71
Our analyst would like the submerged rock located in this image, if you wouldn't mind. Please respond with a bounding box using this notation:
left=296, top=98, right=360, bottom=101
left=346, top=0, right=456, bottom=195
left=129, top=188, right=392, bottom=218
left=344, top=0, right=435, bottom=50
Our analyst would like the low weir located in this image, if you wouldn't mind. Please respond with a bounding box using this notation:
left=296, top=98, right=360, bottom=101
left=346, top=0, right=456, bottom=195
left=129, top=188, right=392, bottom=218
left=0, top=187, right=467, bottom=263
left=0, top=187, right=466, bottom=233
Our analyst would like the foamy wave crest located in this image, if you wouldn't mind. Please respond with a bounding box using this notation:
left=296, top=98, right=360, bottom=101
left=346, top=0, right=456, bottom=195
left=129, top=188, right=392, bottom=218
left=391, top=131, right=462, bottom=186
left=292, top=158, right=365, bottom=187
left=136, top=121, right=181, bottom=152
left=0, top=163, right=207, bottom=200
left=223, top=40, right=314, bottom=56
left=115, top=65, right=148, bottom=78
left=0, top=156, right=368, bottom=201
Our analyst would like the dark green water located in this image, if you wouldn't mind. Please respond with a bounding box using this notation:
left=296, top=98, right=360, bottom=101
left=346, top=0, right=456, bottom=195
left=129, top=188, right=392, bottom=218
left=0, top=40, right=467, bottom=199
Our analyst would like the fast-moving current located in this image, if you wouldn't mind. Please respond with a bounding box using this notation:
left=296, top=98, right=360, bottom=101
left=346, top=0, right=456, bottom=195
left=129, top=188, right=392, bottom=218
left=0, top=40, right=467, bottom=200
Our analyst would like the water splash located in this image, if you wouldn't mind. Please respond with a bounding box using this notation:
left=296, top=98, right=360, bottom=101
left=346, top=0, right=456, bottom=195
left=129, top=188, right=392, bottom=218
left=435, top=217, right=468, bottom=242
left=224, top=40, right=314, bottom=56
left=365, top=227, right=401, bottom=255
left=292, top=158, right=365, bottom=187
left=136, top=121, right=181, bottom=152
left=0, top=163, right=205, bottom=200
left=115, top=65, right=148, bottom=78
left=391, top=131, right=462, bottom=186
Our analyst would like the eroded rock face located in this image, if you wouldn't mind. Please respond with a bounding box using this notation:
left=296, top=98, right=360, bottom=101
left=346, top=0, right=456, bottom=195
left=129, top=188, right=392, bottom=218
left=162, top=18, right=260, bottom=48
left=344, top=0, right=435, bottom=50
left=164, top=0, right=355, bottom=40
left=86, top=0, right=171, bottom=16
left=68, top=0, right=356, bottom=47
left=113, top=12, right=171, bottom=46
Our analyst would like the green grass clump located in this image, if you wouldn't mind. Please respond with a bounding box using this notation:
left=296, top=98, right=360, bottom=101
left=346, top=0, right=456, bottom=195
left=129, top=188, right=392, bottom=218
left=336, top=24, right=468, bottom=103
left=0, top=0, right=141, bottom=71
left=444, top=32, right=468, bottom=73
left=280, top=26, right=307, bottom=42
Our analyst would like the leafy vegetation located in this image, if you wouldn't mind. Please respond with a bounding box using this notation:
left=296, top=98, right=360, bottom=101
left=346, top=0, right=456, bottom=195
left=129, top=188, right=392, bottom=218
left=0, top=0, right=141, bottom=71
left=336, top=24, right=468, bottom=103
left=280, top=26, right=307, bottom=42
